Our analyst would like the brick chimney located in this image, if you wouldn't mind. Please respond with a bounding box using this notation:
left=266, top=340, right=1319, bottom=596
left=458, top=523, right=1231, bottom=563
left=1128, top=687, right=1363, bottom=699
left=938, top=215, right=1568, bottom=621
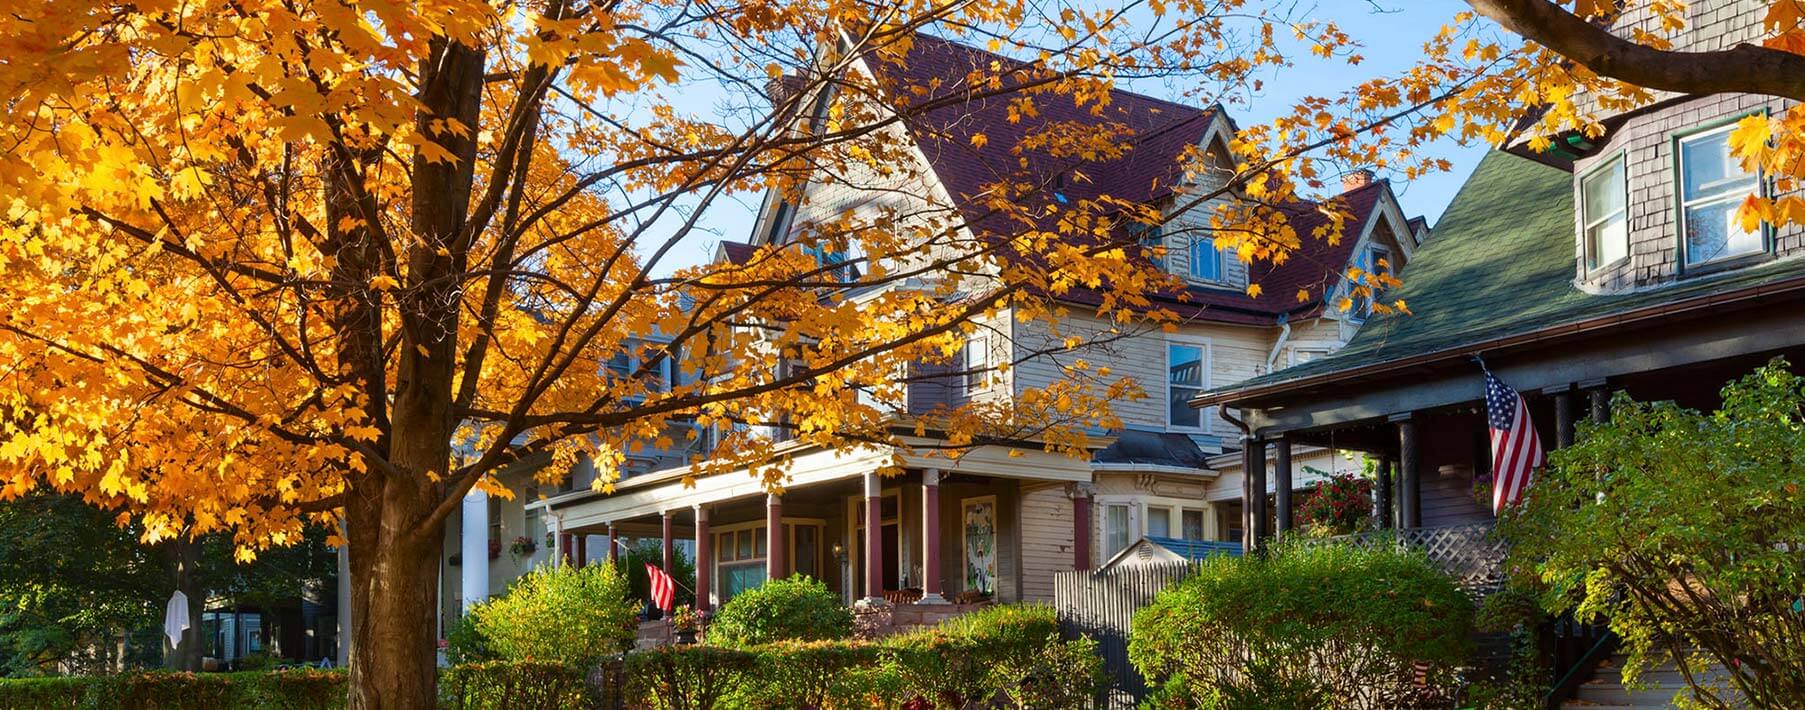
left=1341, top=169, right=1376, bottom=193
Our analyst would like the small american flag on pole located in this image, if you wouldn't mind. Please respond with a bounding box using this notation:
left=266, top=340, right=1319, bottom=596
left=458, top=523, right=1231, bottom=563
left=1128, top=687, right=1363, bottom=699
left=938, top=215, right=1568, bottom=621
left=645, top=563, right=676, bottom=613
left=1485, top=371, right=1544, bottom=515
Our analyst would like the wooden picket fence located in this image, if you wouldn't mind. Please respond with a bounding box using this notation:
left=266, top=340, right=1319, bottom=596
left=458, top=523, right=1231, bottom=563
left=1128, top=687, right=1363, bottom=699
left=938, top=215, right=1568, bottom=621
left=1053, top=561, right=1196, bottom=709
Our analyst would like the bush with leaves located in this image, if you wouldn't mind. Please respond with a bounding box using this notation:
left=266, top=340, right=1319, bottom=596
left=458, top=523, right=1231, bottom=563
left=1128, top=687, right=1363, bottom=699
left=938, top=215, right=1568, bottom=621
left=439, top=661, right=596, bottom=710
left=444, top=613, right=493, bottom=666
left=732, top=640, right=883, bottom=709
left=1130, top=542, right=1472, bottom=709
left=625, top=645, right=758, bottom=710
left=0, top=669, right=347, bottom=710
left=882, top=603, right=1074, bottom=708
left=1501, top=359, right=1805, bottom=708
left=468, top=562, right=636, bottom=667
left=704, top=575, right=852, bottom=648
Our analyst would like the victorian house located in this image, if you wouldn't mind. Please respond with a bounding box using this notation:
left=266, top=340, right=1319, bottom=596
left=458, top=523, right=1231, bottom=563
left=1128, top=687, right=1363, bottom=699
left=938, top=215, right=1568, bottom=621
left=425, top=33, right=1427, bottom=625
left=1194, top=4, right=1802, bottom=704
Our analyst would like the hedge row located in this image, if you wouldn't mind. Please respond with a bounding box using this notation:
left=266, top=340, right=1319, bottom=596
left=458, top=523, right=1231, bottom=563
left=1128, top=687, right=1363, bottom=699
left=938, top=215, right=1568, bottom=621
left=0, top=669, right=347, bottom=710
left=0, top=606, right=1097, bottom=710
left=626, top=604, right=1103, bottom=710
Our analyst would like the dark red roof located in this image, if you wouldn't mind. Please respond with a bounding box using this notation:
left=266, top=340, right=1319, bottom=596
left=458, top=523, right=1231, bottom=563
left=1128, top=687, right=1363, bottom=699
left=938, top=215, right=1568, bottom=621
left=718, top=240, right=756, bottom=265
left=865, top=33, right=1388, bottom=325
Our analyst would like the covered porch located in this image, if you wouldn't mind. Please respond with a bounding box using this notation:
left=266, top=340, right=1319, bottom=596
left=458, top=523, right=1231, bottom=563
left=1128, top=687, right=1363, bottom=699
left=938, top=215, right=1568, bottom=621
left=1202, top=290, right=1805, bottom=561
left=539, top=438, right=1102, bottom=616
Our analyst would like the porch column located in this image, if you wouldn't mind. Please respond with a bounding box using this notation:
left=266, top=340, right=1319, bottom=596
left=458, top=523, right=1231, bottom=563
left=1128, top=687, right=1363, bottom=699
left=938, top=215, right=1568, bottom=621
left=1243, top=436, right=1267, bottom=551
left=1070, top=482, right=1093, bottom=571
left=1584, top=378, right=1611, bottom=424
left=1272, top=436, right=1294, bottom=536
left=766, top=494, right=785, bottom=582
left=1374, top=457, right=1394, bottom=529
left=1549, top=385, right=1576, bottom=449
left=694, top=506, right=712, bottom=612
left=460, top=489, right=489, bottom=611
left=1394, top=414, right=1421, bottom=528
left=607, top=523, right=619, bottom=564
left=661, top=511, right=675, bottom=573
left=862, top=471, right=885, bottom=604
left=574, top=535, right=587, bottom=568
left=919, top=469, right=949, bottom=603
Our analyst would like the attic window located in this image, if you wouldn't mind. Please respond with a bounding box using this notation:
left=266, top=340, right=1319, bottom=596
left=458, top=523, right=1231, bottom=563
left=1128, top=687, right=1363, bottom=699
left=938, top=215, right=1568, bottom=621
left=1677, top=121, right=1765, bottom=268
left=1580, top=154, right=1628, bottom=271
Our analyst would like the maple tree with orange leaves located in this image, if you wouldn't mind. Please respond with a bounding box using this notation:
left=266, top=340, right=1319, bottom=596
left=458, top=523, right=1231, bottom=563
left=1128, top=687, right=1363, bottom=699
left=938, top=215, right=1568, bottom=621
left=1, top=0, right=1802, bottom=705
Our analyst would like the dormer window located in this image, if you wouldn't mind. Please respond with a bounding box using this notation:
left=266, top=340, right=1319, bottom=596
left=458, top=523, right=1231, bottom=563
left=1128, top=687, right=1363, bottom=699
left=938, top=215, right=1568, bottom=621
left=1580, top=154, right=1628, bottom=271
left=1188, top=236, right=1222, bottom=282
left=1677, top=122, right=1765, bottom=268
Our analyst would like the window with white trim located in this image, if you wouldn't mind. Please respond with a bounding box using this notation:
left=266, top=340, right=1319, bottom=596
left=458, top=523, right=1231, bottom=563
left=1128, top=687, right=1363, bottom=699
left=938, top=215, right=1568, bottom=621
left=1102, top=503, right=1134, bottom=560
left=1181, top=509, right=1206, bottom=541
left=1189, top=236, right=1223, bottom=282
left=1348, top=246, right=1390, bottom=323
left=1167, top=341, right=1207, bottom=430
left=1678, top=123, right=1765, bottom=267
left=1146, top=506, right=1172, bottom=538
left=1580, top=154, right=1629, bottom=271
left=963, top=332, right=991, bottom=395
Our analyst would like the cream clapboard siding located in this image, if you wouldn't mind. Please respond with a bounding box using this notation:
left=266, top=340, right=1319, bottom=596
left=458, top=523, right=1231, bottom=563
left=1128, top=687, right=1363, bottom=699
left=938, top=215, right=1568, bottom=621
left=1018, top=483, right=1075, bottom=601
left=1009, top=312, right=1280, bottom=434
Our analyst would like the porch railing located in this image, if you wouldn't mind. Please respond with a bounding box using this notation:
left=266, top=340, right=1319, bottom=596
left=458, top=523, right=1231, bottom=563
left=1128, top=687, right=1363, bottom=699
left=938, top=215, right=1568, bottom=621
left=1302, top=522, right=1509, bottom=595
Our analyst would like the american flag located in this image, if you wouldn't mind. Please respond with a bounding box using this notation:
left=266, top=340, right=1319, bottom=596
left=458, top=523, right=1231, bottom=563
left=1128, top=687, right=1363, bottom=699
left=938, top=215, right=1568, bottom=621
left=645, top=563, right=676, bottom=612
left=1485, top=371, right=1544, bottom=515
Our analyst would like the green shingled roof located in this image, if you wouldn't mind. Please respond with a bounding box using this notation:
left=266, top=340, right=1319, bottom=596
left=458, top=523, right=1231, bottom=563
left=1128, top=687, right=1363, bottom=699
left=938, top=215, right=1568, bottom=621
left=1208, top=150, right=1805, bottom=398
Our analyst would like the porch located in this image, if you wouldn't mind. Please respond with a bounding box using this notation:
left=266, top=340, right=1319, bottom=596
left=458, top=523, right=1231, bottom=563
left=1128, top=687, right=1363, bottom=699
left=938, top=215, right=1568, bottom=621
left=536, top=439, right=1103, bottom=618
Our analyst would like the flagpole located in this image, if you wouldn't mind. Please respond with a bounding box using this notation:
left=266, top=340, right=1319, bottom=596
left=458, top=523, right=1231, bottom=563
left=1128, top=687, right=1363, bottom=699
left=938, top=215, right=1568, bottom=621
left=617, top=538, right=700, bottom=596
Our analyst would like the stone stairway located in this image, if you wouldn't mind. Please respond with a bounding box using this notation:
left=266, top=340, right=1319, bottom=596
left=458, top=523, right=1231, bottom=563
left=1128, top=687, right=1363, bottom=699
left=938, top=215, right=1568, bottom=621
left=1561, top=653, right=1742, bottom=709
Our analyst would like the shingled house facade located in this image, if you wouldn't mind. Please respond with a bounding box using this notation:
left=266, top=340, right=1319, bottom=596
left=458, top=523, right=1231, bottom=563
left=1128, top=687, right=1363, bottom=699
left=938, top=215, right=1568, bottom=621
left=469, top=33, right=1426, bottom=619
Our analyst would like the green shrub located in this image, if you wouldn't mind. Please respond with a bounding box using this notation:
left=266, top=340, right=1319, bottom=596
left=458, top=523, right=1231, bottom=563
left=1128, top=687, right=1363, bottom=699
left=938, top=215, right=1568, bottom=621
left=1130, top=542, right=1473, bottom=709
left=1502, top=360, right=1805, bottom=706
left=998, top=633, right=1103, bottom=709
left=881, top=604, right=1080, bottom=709
left=734, top=640, right=883, bottom=709
left=469, top=562, right=636, bottom=666
left=0, top=669, right=347, bottom=710
left=624, top=645, right=758, bottom=710
left=444, top=612, right=493, bottom=665
left=704, top=575, right=852, bottom=648
left=439, top=661, right=596, bottom=710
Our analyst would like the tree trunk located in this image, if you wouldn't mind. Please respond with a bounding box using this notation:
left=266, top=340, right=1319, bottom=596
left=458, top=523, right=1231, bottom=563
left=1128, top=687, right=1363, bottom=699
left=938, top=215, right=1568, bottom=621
left=162, top=539, right=205, bottom=671
left=342, top=35, right=485, bottom=710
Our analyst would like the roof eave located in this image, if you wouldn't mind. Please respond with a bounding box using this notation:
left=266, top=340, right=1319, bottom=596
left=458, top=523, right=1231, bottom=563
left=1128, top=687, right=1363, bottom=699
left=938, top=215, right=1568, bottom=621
left=1192, top=271, right=1805, bottom=409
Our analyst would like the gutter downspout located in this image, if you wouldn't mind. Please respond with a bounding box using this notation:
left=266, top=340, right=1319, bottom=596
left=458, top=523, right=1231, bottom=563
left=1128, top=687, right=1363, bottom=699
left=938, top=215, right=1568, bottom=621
left=1219, top=407, right=1255, bottom=553
left=1263, top=314, right=1292, bottom=373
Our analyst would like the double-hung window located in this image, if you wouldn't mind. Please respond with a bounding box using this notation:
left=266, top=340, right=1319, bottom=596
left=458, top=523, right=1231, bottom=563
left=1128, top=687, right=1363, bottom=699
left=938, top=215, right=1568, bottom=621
left=1167, top=341, right=1207, bottom=430
left=1102, top=503, right=1134, bottom=560
left=963, top=332, right=991, bottom=395
left=1146, top=506, right=1172, bottom=538
left=1189, top=236, right=1222, bottom=282
left=1581, top=155, right=1629, bottom=271
left=1678, top=123, right=1765, bottom=268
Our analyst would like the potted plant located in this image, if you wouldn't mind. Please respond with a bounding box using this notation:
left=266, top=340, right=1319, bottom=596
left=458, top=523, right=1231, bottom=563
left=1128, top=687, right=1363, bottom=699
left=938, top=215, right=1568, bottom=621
left=487, top=538, right=502, bottom=560
left=509, top=535, right=536, bottom=559
left=669, top=604, right=700, bottom=644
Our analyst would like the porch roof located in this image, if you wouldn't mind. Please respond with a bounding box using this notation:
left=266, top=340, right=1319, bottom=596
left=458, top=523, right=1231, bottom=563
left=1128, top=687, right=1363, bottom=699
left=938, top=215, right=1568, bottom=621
left=534, top=438, right=1097, bottom=531
left=1194, top=150, right=1805, bottom=414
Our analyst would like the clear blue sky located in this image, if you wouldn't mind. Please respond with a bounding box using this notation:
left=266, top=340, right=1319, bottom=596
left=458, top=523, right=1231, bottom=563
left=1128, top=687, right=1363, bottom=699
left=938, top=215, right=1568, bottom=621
left=640, top=0, right=1489, bottom=275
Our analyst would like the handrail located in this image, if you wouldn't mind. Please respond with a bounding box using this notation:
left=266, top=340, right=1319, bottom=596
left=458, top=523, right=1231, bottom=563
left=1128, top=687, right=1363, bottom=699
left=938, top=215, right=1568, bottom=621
left=1543, top=628, right=1618, bottom=709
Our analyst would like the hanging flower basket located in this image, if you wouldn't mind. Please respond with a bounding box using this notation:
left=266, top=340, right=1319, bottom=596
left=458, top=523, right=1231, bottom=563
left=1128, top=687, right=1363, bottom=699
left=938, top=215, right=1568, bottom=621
left=509, top=535, right=537, bottom=558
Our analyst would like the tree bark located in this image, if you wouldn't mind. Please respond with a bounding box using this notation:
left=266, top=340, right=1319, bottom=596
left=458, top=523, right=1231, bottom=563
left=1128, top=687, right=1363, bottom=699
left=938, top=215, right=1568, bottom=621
left=1467, top=0, right=1805, bottom=102
left=162, top=539, right=205, bottom=671
left=343, top=35, right=486, bottom=710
